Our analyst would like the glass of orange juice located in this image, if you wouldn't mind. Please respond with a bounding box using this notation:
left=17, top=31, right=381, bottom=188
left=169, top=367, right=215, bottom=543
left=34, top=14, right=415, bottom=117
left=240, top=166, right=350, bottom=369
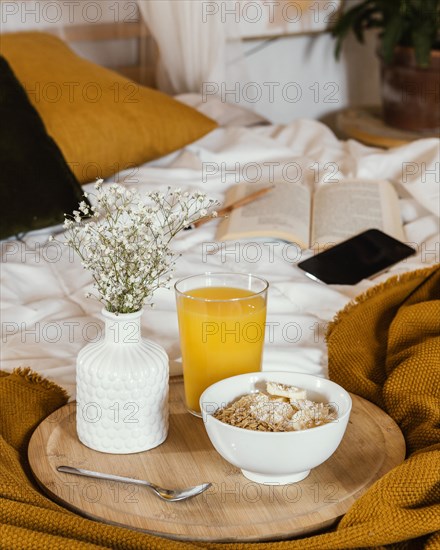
left=175, top=273, right=268, bottom=416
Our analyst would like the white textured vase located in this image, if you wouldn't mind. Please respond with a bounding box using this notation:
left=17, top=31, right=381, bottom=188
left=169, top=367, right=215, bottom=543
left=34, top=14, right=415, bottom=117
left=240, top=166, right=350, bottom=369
left=76, top=309, right=169, bottom=454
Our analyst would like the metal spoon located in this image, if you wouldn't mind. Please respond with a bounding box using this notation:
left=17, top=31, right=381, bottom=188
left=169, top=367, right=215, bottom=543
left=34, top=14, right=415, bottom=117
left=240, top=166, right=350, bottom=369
left=57, top=465, right=211, bottom=502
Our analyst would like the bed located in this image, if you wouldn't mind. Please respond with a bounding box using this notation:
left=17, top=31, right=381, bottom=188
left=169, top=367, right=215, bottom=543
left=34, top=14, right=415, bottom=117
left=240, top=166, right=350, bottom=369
left=1, top=25, right=439, bottom=550
left=2, top=96, right=438, bottom=397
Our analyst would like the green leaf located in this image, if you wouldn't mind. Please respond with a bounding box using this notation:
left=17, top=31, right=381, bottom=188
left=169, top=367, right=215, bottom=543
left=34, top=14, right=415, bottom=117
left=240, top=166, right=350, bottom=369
left=332, top=0, right=381, bottom=58
left=331, top=0, right=440, bottom=66
left=412, top=27, right=432, bottom=67
left=380, top=14, right=405, bottom=62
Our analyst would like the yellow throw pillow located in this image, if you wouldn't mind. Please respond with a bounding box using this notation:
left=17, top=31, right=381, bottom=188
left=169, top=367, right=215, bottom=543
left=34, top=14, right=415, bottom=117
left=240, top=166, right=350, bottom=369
left=0, top=32, right=217, bottom=184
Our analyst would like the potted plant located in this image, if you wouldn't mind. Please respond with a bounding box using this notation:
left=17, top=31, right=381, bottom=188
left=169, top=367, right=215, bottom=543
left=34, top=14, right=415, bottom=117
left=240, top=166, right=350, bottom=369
left=332, top=0, right=440, bottom=132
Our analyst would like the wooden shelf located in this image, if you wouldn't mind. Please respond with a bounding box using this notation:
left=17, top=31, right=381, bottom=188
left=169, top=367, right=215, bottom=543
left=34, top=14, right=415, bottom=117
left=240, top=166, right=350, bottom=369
left=45, top=21, right=149, bottom=43
left=338, top=106, right=439, bottom=149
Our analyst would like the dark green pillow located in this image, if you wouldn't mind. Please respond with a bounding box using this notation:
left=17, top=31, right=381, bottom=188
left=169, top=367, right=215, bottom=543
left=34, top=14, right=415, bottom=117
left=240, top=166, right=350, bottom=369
left=0, top=55, right=86, bottom=239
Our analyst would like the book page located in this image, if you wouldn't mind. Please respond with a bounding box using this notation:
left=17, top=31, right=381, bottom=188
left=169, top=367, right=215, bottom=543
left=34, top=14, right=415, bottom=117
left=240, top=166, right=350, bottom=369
left=311, top=180, right=404, bottom=247
left=216, top=182, right=311, bottom=249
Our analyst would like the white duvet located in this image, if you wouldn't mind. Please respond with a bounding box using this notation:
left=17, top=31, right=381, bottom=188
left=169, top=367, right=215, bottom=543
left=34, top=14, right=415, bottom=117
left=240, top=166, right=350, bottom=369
left=1, top=97, right=439, bottom=398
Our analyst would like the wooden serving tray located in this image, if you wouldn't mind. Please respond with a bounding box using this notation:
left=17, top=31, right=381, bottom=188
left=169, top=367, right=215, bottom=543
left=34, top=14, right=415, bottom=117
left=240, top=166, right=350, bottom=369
left=28, top=377, right=405, bottom=542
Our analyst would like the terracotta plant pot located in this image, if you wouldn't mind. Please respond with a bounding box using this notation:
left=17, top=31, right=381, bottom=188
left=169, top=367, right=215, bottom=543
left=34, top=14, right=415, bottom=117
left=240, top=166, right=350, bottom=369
left=380, top=46, right=440, bottom=132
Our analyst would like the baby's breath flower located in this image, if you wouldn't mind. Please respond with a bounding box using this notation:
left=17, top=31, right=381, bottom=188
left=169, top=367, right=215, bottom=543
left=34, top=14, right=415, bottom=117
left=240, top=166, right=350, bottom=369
left=79, top=201, right=89, bottom=214
left=58, top=184, right=219, bottom=314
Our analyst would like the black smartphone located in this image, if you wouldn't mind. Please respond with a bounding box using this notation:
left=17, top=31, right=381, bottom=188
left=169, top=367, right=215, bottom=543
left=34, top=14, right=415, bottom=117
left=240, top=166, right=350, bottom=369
left=297, top=229, right=416, bottom=285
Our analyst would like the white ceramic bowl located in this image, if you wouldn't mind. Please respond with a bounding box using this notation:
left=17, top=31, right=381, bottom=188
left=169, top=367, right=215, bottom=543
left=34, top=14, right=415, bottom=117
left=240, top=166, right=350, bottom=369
left=200, top=371, right=352, bottom=485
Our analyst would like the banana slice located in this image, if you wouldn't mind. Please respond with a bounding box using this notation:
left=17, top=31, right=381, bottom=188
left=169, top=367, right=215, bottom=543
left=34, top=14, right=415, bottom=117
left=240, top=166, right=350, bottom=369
left=266, top=381, right=307, bottom=401
left=268, top=396, right=290, bottom=403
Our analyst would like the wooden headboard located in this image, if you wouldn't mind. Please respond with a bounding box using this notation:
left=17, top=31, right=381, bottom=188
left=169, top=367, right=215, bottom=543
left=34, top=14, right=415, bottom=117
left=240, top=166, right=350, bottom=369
left=47, top=20, right=157, bottom=88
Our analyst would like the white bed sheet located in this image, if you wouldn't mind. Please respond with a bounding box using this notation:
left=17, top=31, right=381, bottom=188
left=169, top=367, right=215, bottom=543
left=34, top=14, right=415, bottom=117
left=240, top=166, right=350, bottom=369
left=1, top=99, right=439, bottom=398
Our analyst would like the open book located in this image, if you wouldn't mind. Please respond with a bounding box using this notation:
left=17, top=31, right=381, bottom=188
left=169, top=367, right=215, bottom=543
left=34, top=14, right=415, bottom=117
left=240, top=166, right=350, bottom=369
left=216, top=179, right=405, bottom=249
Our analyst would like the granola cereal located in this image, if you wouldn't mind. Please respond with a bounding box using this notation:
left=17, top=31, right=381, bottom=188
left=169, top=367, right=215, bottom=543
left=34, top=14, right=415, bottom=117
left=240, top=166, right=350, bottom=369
left=213, top=382, right=337, bottom=432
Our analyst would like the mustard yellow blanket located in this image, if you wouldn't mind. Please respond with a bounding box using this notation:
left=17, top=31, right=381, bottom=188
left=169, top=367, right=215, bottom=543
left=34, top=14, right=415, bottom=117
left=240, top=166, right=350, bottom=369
left=1, top=265, right=439, bottom=549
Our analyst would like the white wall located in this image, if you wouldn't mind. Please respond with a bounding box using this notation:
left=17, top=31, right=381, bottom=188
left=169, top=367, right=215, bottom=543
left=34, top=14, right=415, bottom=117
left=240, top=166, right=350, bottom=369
left=202, top=0, right=381, bottom=124
left=230, top=30, right=380, bottom=124
left=1, top=0, right=380, bottom=123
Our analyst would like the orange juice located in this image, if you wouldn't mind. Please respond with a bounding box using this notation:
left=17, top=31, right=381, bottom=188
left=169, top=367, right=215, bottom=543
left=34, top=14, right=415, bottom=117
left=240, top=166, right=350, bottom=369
left=176, top=286, right=267, bottom=414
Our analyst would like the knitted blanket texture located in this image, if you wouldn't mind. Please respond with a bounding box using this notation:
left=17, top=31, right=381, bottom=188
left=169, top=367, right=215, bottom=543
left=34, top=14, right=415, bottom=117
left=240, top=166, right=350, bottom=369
left=1, top=265, right=439, bottom=549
